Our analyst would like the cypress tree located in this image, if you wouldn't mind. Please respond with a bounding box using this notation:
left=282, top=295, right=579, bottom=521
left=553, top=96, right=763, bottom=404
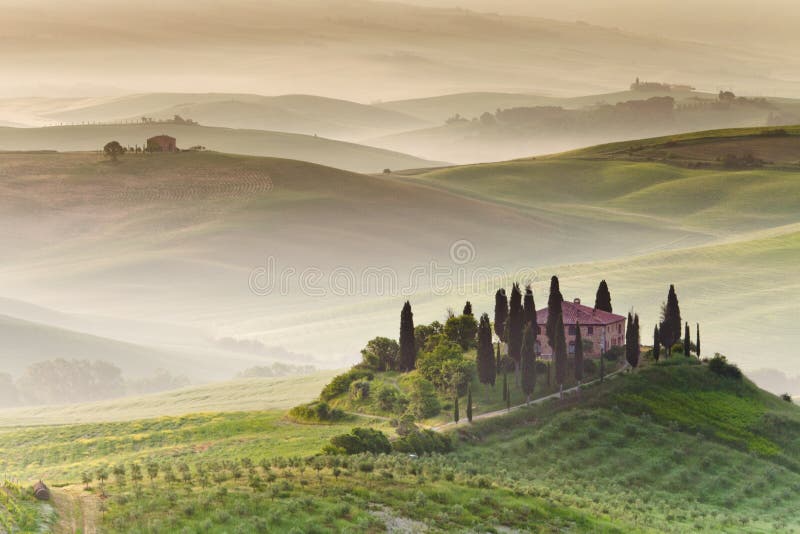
left=546, top=276, right=564, bottom=352
left=466, top=384, right=473, bottom=422
left=653, top=324, right=661, bottom=362
left=477, top=314, right=496, bottom=386
left=453, top=394, right=459, bottom=423
left=495, top=342, right=502, bottom=379
left=626, top=312, right=640, bottom=369
left=508, top=283, right=524, bottom=366
left=520, top=324, right=537, bottom=404
left=523, top=285, right=536, bottom=326
left=696, top=323, right=701, bottom=358
left=463, top=301, right=473, bottom=316
left=594, top=280, right=612, bottom=313
left=554, top=313, right=568, bottom=392
left=494, top=289, right=508, bottom=342
left=502, top=371, right=508, bottom=402
left=399, top=301, right=416, bottom=371
left=684, top=322, right=691, bottom=357
left=659, top=285, right=681, bottom=357
left=574, top=321, right=584, bottom=385
left=505, top=378, right=511, bottom=412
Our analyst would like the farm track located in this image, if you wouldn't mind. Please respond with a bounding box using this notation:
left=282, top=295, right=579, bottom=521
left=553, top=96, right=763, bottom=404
left=51, top=485, right=99, bottom=534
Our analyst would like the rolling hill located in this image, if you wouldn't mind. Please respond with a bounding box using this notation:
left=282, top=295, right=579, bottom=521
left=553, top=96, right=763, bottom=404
left=0, top=127, right=798, bottom=387
left=0, top=123, right=441, bottom=173
left=27, top=93, right=430, bottom=141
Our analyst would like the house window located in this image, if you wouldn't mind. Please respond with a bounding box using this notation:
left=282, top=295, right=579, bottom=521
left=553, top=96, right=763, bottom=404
left=588, top=326, right=594, bottom=335
left=568, top=342, right=575, bottom=355
left=568, top=325, right=576, bottom=335
left=538, top=326, right=543, bottom=335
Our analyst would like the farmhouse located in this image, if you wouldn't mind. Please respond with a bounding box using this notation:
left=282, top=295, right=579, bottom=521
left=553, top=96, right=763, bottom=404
left=146, top=135, right=177, bottom=152
left=535, top=298, right=626, bottom=359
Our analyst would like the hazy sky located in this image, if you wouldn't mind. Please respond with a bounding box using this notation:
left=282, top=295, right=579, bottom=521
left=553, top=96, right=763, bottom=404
left=1, top=0, right=798, bottom=100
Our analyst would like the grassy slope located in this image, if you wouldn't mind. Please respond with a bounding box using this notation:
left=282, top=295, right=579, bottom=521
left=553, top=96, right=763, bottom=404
left=0, top=123, right=440, bottom=173
left=2, top=360, right=798, bottom=532
left=0, top=371, right=338, bottom=427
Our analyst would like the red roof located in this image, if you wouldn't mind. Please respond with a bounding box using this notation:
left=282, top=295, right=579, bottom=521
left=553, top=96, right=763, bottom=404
left=536, top=299, right=625, bottom=326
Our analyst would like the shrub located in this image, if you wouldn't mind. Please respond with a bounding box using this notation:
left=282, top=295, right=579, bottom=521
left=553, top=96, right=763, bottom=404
left=604, top=346, right=624, bottom=361
left=320, top=368, right=374, bottom=401
left=325, top=427, right=392, bottom=455
left=349, top=380, right=370, bottom=401
left=289, top=401, right=345, bottom=423
left=393, top=429, right=452, bottom=455
left=375, top=384, right=407, bottom=413
left=780, top=393, right=793, bottom=403
left=582, top=359, right=598, bottom=375
left=360, top=337, right=399, bottom=371
left=402, top=375, right=441, bottom=419
left=708, top=354, right=742, bottom=380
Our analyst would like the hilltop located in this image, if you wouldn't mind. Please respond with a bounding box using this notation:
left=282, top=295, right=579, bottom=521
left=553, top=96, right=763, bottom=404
left=0, top=123, right=440, bottom=174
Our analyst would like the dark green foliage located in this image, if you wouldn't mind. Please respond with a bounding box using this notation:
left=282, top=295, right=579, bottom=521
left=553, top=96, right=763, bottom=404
left=399, top=301, right=416, bottom=371
left=653, top=324, right=661, bottom=362
left=349, top=380, right=370, bottom=400
left=708, top=354, right=743, bottom=380
left=402, top=375, right=441, bottom=419
left=103, top=140, right=125, bottom=161
left=554, top=313, right=568, bottom=386
left=520, top=324, right=537, bottom=402
left=495, top=342, right=502, bottom=377
left=463, top=301, right=473, bottom=316
left=453, top=394, right=459, bottom=423
left=289, top=402, right=345, bottom=423
left=374, top=384, right=407, bottom=413
left=466, top=385, right=473, bottom=422
left=320, top=369, right=374, bottom=401
left=625, top=313, right=640, bottom=368
left=781, top=394, right=793, bottom=403
left=523, top=285, right=536, bottom=326
left=392, top=429, right=452, bottom=455
left=574, top=322, right=584, bottom=383
left=696, top=323, right=701, bottom=358
left=659, top=285, right=682, bottom=356
left=476, top=314, right=496, bottom=386
left=594, top=279, right=612, bottom=313
left=414, top=321, right=443, bottom=353
left=360, top=337, right=399, bottom=371
left=494, top=289, right=508, bottom=342
left=326, top=428, right=391, bottom=455
left=502, top=372, right=508, bottom=402
left=604, top=345, right=624, bottom=361
left=507, top=283, right=523, bottom=365
left=505, top=379, right=511, bottom=411
left=684, top=322, right=691, bottom=357
left=444, top=314, right=478, bottom=350
left=546, top=276, right=564, bottom=352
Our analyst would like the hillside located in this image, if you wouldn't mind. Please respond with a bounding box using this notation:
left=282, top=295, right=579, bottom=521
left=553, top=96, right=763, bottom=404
left=371, top=96, right=800, bottom=164
left=28, top=93, right=430, bottom=141
left=2, top=359, right=797, bottom=532
left=0, top=123, right=440, bottom=173
left=0, top=371, right=337, bottom=427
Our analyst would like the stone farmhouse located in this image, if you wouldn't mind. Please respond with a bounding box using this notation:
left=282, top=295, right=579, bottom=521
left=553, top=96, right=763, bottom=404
left=146, top=135, right=177, bottom=152
left=535, top=298, right=626, bottom=359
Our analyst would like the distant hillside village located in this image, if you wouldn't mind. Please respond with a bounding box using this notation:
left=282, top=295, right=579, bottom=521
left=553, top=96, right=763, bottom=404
left=630, top=77, right=695, bottom=92
left=102, top=135, right=206, bottom=158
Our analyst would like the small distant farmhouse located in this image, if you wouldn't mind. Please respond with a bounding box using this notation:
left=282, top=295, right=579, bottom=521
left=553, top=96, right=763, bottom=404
left=146, top=135, right=177, bottom=153
left=535, top=298, right=626, bottom=359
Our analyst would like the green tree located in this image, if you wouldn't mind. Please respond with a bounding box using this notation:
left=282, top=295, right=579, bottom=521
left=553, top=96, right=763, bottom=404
left=444, top=313, right=478, bottom=350
left=495, top=342, right=502, bottom=377
left=696, top=323, right=701, bottom=358
left=399, top=301, right=416, bottom=371
left=81, top=471, right=92, bottom=490
left=502, top=371, right=508, bottom=402
left=659, top=285, right=681, bottom=357
left=476, top=313, right=496, bottom=386
left=546, top=276, right=564, bottom=352
left=594, top=280, right=612, bottom=312
left=523, top=285, right=536, bottom=326
left=494, top=289, right=508, bottom=342
left=574, top=321, right=584, bottom=385
left=404, top=376, right=441, bottom=419
left=553, top=313, right=568, bottom=393
left=684, top=322, right=691, bottom=357
left=508, top=283, right=524, bottom=366
left=466, top=384, right=473, bottom=422
left=626, top=313, right=640, bottom=368
left=520, top=324, right=537, bottom=403
left=103, top=140, right=124, bottom=162
left=463, top=301, right=473, bottom=316
left=146, top=462, right=159, bottom=487
left=414, top=321, right=443, bottom=353
left=453, top=394, right=459, bottom=423
left=653, top=324, right=661, bottom=362
left=360, top=337, right=399, bottom=371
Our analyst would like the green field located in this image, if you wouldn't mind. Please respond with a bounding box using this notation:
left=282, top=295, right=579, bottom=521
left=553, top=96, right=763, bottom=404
left=2, top=359, right=798, bottom=532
